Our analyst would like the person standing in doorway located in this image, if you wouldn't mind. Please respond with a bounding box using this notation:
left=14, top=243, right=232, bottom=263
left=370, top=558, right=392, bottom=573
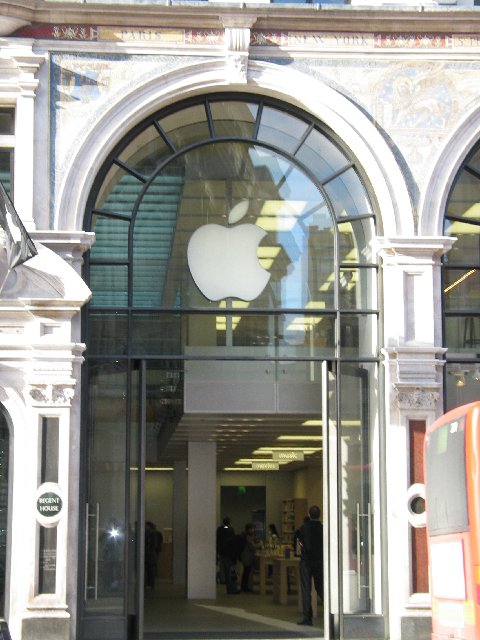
left=240, top=523, right=256, bottom=593
left=297, top=505, right=323, bottom=626
left=145, top=521, right=162, bottom=590
left=216, top=517, right=235, bottom=584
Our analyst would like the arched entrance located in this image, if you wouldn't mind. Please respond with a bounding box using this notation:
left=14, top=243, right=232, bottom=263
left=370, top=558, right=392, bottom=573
left=80, top=94, right=383, bottom=639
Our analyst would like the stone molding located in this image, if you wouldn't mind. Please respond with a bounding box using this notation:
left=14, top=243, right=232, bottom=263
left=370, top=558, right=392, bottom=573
left=372, top=236, right=455, bottom=264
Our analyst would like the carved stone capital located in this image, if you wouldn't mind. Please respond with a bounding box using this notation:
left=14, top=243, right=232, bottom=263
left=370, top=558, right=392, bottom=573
left=393, top=385, right=440, bottom=411
left=29, top=383, right=75, bottom=407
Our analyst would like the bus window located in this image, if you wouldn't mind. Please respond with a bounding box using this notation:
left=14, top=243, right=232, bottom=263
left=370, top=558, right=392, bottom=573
left=424, top=401, right=480, bottom=640
left=424, top=416, right=468, bottom=535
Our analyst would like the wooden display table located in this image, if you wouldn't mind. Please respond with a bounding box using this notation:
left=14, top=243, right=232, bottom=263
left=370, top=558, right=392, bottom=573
left=272, top=556, right=300, bottom=606
left=257, top=551, right=281, bottom=595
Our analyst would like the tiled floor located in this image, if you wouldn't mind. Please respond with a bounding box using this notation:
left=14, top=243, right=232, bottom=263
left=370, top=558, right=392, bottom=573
left=144, top=581, right=324, bottom=639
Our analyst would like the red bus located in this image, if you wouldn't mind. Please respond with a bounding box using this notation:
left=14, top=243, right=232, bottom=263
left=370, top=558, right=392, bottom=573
left=424, top=400, right=480, bottom=640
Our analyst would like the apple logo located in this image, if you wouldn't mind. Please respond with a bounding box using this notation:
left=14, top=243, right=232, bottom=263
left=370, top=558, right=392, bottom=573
left=187, top=200, right=270, bottom=301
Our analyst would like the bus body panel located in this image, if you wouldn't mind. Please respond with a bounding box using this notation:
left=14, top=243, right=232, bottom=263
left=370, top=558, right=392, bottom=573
left=425, top=401, right=480, bottom=640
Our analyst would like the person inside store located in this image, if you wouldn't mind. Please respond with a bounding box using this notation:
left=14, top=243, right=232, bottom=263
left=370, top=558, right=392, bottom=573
left=145, top=521, right=163, bottom=590
left=267, top=523, right=280, bottom=549
left=297, top=505, right=323, bottom=626
left=216, top=516, right=235, bottom=584
left=239, top=523, right=256, bottom=593
left=220, top=522, right=257, bottom=594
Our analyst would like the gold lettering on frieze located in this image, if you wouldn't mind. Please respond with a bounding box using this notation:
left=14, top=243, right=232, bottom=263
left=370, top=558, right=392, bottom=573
left=98, top=28, right=185, bottom=43
left=288, top=32, right=373, bottom=47
left=97, top=28, right=224, bottom=45
left=252, top=30, right=480, bottom=50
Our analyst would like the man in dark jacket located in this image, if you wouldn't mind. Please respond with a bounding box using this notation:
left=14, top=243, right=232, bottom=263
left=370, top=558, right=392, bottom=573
left=220, top=528, right=245, bottom=594
left=216, top=517, right=235, bottom=584
left=297, top=505, right=323, bottom=626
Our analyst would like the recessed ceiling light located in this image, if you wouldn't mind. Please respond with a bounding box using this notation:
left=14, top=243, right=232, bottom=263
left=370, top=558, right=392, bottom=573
left=277, top=435, right=323, bottom=441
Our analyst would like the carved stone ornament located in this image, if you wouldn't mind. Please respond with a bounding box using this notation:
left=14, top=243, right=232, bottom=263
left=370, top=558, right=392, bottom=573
left=394, top=386, right=439, bottom=410
left=29, top=384, right=75, bottom=407
left=226, top=53, right=248, bottom=84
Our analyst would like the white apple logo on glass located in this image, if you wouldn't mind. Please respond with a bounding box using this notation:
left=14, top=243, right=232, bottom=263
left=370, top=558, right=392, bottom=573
left=187, top=200, right=270, bottom=301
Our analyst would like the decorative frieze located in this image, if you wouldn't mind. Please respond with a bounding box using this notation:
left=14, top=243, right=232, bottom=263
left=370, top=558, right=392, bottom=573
left=393, top=385, right=440, bottom=410
left=12, top=24, right=480, bottom=52
left=29, top=384, right=75, bottom=407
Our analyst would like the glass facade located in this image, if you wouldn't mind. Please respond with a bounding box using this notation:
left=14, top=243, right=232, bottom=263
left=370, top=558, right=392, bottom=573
left=82, top=94, right=379, bottom=638
left=443, top=143, right=480, bottom=408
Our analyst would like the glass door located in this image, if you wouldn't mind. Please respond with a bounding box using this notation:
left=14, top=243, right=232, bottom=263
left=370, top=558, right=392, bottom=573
left=323, top=361, right=381, bottom=640
left=322, top=360, right=337, bottom=640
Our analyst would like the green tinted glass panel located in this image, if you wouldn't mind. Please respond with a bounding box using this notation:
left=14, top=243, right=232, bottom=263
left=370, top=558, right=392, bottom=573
left=95, top=165, right=143, bottom=214
left=90, top=264, right=128, bottom=307
left=132, top=172, right=184, bottom=307
left=89, top=312, right=128, bottom=355
left=132, top=313, right=183, bottom=355
left=90, top=215, right=130, bottom=261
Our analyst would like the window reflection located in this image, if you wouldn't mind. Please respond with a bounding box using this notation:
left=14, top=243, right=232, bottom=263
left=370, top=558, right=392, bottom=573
left=210, top=101, right=258, bottom=138
left=443, top=143, right=480, bottom=410
left=86, top=95, right=377, bottom=336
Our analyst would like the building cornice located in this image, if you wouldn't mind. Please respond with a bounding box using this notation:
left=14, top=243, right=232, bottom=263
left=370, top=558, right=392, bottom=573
left=3, top=0, right=480, bottom=35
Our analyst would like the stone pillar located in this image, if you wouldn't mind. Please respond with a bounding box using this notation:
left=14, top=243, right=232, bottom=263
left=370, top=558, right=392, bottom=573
left=374, top=236, right=454, bottom=640
left=172, top=459, right=187, bottom=586
left=0, top=239, right=92, bottom=640
left=21, top=391, right=75, bottom=640
left=187, top=441, right=216, bottom=599
left=9, top=47, right=45, bottom=230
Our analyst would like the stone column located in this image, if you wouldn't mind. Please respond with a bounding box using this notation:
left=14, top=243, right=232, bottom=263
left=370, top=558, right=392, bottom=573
left=374, top=236, right=454, bottom=640
left=10, top=48, right=45, bottom=230
left=172, top=459, right=187, bottom=586
left=187, top=441, right=216, bottom=599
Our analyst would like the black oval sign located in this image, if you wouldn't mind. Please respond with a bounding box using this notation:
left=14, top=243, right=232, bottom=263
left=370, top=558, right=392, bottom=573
left=37, top=492, right=63, bottom=517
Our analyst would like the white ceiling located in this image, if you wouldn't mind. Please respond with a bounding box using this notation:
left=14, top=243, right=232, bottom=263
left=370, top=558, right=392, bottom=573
left=149, top=412, right=323, bottom=472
